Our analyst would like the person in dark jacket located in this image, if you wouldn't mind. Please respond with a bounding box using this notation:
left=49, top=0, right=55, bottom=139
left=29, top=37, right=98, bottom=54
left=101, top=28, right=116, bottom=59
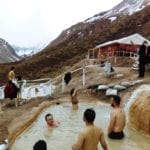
left=138, top=41, right=148, bottom=77
left=64, top=72, right=71, bottom=85
left=145, top=46, right=150, bottom=64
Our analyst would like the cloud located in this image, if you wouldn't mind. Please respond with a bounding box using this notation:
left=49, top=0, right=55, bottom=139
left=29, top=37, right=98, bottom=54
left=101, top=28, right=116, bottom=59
left=0, top=0, right=122, bottom=46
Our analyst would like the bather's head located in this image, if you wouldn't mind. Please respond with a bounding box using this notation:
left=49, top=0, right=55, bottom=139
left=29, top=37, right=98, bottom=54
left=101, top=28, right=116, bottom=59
left=33, top=140, right=47, bottom=150
left=83, top=109, right=96, bottom=124
left=110, top=95, right=121, bottom=108
left=45, top=113, right=54, bottom=127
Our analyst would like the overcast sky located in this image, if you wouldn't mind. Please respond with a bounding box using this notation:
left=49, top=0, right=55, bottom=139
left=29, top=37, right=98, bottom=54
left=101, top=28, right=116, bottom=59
left=0, top=0, right=122, bottom=47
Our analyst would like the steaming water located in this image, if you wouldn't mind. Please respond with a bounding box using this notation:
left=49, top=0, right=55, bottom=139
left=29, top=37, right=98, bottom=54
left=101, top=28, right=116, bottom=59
left=12, top=102, right=150, bottom=150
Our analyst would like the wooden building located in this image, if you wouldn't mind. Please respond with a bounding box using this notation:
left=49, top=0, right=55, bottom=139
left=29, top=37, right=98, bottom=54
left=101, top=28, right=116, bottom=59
left=87, top=33, right=150, bottom=61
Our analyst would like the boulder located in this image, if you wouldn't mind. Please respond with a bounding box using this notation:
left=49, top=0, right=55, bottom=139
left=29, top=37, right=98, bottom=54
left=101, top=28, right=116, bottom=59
left=120, top=81, right=133, bottom=87
left=106, top=88, right=118, bottom=96
left=113, top=85, right=126, bottom=90
left=129, top=92, right=150, bottom=135
left=97, top=85, right=108, bottom=90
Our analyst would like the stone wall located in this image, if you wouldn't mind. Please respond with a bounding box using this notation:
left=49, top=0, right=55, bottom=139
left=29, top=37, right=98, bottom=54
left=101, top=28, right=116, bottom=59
left=129, top=92, right=150, bottom=135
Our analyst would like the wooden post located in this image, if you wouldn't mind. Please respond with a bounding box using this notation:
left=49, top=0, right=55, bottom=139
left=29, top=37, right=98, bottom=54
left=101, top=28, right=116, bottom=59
left=0, top=101, right=2, bottom=112
left=49, top=80, right=52, bottom=96
left=93, top=49, right=95, bottom=59
left=88, top=50, right=89, bottom=59
left=82, top=68, right=86, bottom=87
left=114, top=56, right=117, bottom=63
left=61, top=75, right=65, bottom=93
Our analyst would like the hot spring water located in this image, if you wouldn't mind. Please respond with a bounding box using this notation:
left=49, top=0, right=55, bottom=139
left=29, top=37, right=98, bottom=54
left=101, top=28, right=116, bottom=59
left=11, top=101, right=150, bottom=150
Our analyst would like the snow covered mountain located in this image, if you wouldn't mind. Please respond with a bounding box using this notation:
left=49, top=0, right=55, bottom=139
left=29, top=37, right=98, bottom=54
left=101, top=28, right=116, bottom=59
left=85, top=0, right=150, bottom=22
left=12, top=42, right=48, bottom=57
left=0, top=38, right=20, bottom=63
left=13, top=46, right=41, bottom=57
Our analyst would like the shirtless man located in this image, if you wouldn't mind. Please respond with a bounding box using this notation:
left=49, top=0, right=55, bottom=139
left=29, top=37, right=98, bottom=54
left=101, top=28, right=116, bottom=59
left=45, top=113, right=59, bottom=128
left=8, top=66, right=15, bottom=82
left=70, top=88, right=78, bottom=110
left=108, top=95, right=126, bottom=139
left=72, top=109, right=108, bottom=150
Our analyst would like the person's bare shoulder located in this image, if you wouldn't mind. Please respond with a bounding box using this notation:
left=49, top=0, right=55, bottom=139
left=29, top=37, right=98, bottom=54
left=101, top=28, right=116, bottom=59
left=81, top=128, right=88, bottom=135
left=95, top=126, right=103, bottom=135
left=111, top=109, right=117, bottom=116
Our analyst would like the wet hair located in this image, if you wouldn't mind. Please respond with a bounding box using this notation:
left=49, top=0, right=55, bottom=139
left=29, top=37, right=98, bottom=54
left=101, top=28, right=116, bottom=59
left=70, top=88, right=75, bottom=96
left=10, top=66, right=15, bottom=70
left=33, top=140, right=47, bottom=150
left=111, top=95, right=121, bottom=105
left=45, top=113, right=53, bottom=121
left=84, top=109, right=96, bottom=123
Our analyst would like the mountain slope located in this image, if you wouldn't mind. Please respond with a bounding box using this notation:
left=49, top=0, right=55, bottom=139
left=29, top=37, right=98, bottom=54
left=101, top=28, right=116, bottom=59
left=0, top=1, right=150, bottom=83
left=85, top=0, right=150, bottom=22
left=0, top=39, right=20, bottom=63
left=49, top=0, right=150, bottom=47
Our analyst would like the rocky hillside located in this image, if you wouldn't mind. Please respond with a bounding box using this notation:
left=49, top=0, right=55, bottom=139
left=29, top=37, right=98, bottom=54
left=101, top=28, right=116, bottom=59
left=0, top=0, right=150, bottom=84
left=49, top=0, right=150, bottom=47
left=0, top=38, right=20, bottom=64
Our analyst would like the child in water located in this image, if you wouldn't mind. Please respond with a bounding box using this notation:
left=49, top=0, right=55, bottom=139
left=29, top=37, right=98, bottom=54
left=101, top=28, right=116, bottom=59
left=70, top=88, right=78, bottom=110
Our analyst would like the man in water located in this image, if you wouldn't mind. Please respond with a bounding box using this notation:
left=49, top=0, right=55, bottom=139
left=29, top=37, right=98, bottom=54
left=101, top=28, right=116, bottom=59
left=72, top=109, right=108, bottom=150
left=108, top=95, right=126, bottom=139
left=8, top=66, right=16, bottom=82
left=45, top=113, right=59, bottom=128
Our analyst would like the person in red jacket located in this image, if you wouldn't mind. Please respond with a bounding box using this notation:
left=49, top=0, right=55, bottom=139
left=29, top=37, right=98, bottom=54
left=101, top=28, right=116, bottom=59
left=4, top=80, right=18, bottom=107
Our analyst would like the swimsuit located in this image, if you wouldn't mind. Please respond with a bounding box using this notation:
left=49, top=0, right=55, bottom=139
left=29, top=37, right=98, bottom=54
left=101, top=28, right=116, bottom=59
left=108, top=131, right=124, bottom=139
left=72, top=101, right=78, bottom=105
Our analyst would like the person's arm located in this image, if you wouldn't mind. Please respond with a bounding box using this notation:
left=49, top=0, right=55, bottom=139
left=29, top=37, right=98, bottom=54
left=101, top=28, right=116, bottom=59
left=54, top=120, right=60, bottom=127
left=108, top=111, right=116, bottom=134
left=72, top=89, right=77, bottom=97
left=99, top=132, right=108, bottom=150
left=72, top=132, right=84, bottom=150
left=11, top=71, right=15, bottom=79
